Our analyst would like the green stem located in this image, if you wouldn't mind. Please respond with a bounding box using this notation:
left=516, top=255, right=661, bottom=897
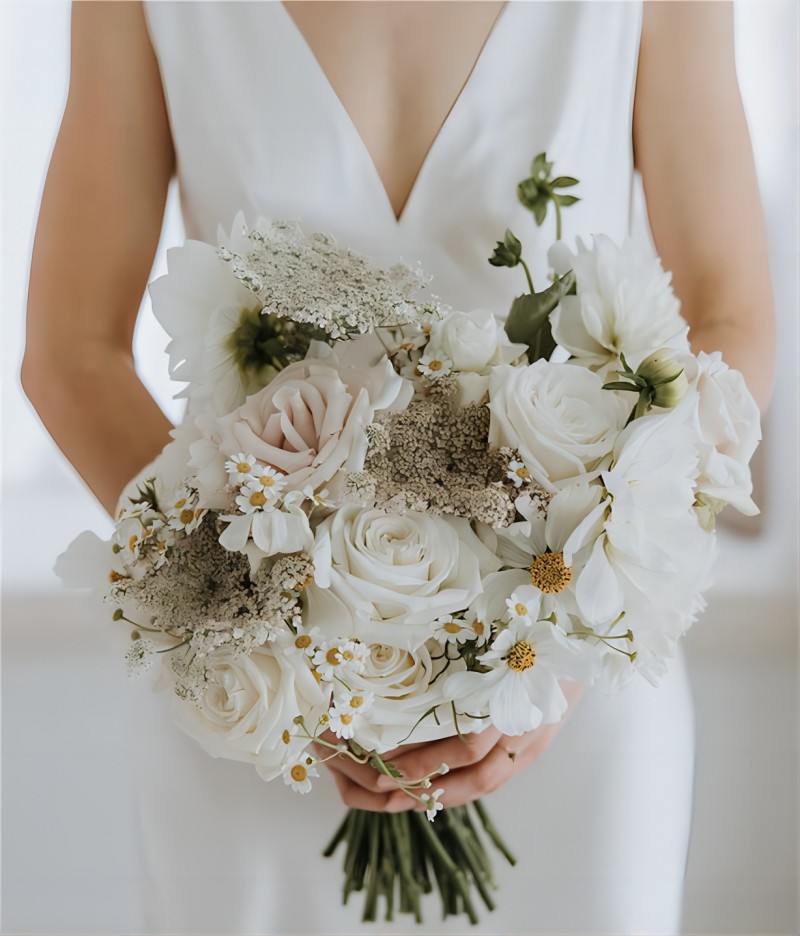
left=554, top=198, right=563, bottom=242
left=519, top=258, right=535, bottom=295
left=473, top=800, right=518, bottom=866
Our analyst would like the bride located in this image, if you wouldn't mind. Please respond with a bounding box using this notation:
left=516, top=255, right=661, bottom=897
left=22, top=1, right=774, bottom=933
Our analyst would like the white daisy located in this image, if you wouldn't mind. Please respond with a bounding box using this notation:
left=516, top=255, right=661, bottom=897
left=249, top=465, right=287, bottom=496
left=506, top=459, right=532, bottom=489
left=504, top=587, right=542, bottom=626
left=327, top=704, right=361, bottom=739
left=282, top=756, right=319, bottom=795
left=417, top=351, right=453, bottom=380
left=235, top=480, right=280, bottom=514
left=165, top=486, right=207, bottom=534
left=311, top=639, right=369, bottom=682
left=225, top=452, right=259, bottom=483
left=432, top=614, right=472, bottom=645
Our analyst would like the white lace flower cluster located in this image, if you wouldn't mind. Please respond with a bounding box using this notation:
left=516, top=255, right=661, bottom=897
left=55, top=221, right=760, bottom=809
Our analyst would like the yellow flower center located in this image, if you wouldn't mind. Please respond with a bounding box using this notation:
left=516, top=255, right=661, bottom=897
left=237, top=461, right=252, bottom=473
left=515, top=466, right=530, bottom=480
left=443, top=621, right=462, bottom=634
left=514, top=602, right=528, bottom=617
left=507, top=640, right=537, bottom=672
left=311, top=668, right=322, bottom=683
left=174, top=498, right=187, bottom=509
left=128, top=534, right=138, bottom=552
left=326, top=647, right=342, bottom=666
left=529, top=551, right=571, bottom=594
left=340, top=713, right=353, bottom=725
left=295, top=635, right=312, bottom=649
left=281, top=729, right=291, bottom=745
left=249, top=490, right=268, bottom=508
left=349, top=696, right=365, bottom=709
left=472, top=620, right=485, bottom=637
left=290, top=764, right=307, bottom=783
left=341, top=649, right=354, bottom=661
left=429, top=359, right=443, bottom=371
left=319, top=713, right=330, bottom=725
left=179, top=508, right=195, bottom=525
left=259, top=475, right=276, bottom=487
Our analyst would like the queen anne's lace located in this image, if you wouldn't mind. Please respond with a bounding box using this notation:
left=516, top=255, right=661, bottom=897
left=218, top=220, right=430, bottom=339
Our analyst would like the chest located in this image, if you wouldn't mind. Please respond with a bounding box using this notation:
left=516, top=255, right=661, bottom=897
left=281, top=0, right=508, bottom=222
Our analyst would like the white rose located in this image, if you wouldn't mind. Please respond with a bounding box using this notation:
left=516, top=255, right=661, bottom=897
left=305, top=505, right=483, bottom=650
left=345, top=640, right=483, bottom=752
left=488, top=361, right=627, bottom=490
left=683, top=351, right=760, bottom=515
left=550, top=235, right=689, bottom=370
left=171, top=647, right=303, bottom=777
left=191, top=340, right=412, bottom=505
left=426, top=309, right=526, bottom=405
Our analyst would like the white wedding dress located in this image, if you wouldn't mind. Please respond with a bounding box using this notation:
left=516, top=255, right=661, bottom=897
left=131, top=2, right=695, bottom=933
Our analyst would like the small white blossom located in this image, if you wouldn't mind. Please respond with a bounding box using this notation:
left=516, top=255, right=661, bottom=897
left=417, top=351, right=453, bottom=380
left=506, top=459, right=532, bottom=489
left=235, top=480, right=280, bottom=514
left=432, top=614, right=472, bottom=645
left=225, top=452, right=260, bottom=483
left=311, top=639, right=369, bottom=682
left=327, top=704, right=361, bottom=739
left=282, top=756, right=319, bottom=795
left=124, top=638, right=157, bottom=678
left=422, top=787, right=445, bottom=822
left=249, top=465, right=287, bottom=495
left=505, top=587, right=542, bottom=626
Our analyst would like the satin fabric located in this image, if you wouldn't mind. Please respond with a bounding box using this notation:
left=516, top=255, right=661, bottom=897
left=132, top=2, right=695, bottom=932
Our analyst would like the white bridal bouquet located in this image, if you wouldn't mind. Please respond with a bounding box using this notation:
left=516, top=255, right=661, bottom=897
left=56, top=154, right=760, bottom=923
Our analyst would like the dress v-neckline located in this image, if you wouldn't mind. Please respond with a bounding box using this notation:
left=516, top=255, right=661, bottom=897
left=278, top=1, right=510, bottom=226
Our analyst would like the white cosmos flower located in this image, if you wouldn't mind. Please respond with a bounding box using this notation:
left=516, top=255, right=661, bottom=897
left=54, top=530, right=127, bottom=597
left=488, top=361, right=627, bottom=491
left=444, top=619, right=591, bottom=736
left=550, top=235, right=690, bottom=371
left=496, top=481, right=607, bottom=626
left=149, top=231, right=275, bottom=418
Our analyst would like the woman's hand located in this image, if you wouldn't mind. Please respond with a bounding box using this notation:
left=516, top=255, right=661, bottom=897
left=320, top=681, right=584, bottom=812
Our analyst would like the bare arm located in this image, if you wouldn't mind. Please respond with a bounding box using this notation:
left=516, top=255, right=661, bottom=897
left=633, top=0, right=776, bottom=411
left=21, top=1, right=175, bottom=517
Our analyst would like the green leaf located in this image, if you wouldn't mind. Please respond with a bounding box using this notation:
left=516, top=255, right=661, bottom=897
left=602, top=381, right=641, bottom=392
left=503, top=228, right=522, bottom=258
left=551, top=176, right=580, bottom=188
left=532, top=198, right=548, bottom=226
left=487, top=229, right=522, bottom=268
left=504, top=272, right=575, bottom=363
left=554, top=194, right=580, bottom=207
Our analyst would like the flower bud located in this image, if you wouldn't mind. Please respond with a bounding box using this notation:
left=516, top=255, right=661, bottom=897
left=636, top=349, right=688, bottom=408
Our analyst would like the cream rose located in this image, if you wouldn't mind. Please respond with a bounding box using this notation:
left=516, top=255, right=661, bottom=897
left=346, top=640, right=485, bottom=752
left=191, top=340, right=412, bottom=505
left=305, top=505, right=483, bottom=650
left=488, top=361, right=627, bottom=490
left=171, top=647, right=302, bottom=778
left=425, top=309, right=526, bottom=405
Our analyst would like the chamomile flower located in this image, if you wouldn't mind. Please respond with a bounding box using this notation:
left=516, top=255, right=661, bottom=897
left=464, top=615, right=489, bottom=647
left=311, top=639, right=369, bottom=682
left=225, top=452, right=259, bottom=484
left=417, top=351, right=453, bottom=380
left=421, top=787, right=445, bottom=821
left=165, top=487, right=207, bottom=534
left=505, top=586, right=542, bottom=626
left=249, top=465, right=287, bottom=496
left=235, top=480, right=280, bottom=514
left=327, top=704, right=360, bottom=739
left=282, top=756, right=319, bottom=795
left=506, top=459, right=532, bottom=489
left=433, top=614, right=472, bottom=645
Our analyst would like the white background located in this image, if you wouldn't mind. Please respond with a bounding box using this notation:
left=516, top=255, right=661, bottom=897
left=2, top=1, right=798, bottom=933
